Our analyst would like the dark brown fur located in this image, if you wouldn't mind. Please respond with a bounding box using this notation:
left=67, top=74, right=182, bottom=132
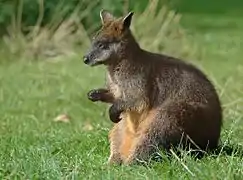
left=84, top=10, right=222, bottom=165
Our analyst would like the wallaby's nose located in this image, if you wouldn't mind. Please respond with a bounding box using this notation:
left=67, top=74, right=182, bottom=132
left=83, top=55, right=89, bottom=64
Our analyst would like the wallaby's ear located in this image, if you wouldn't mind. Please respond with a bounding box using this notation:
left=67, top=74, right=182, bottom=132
left=100, top=9, right=114, bottom=25
left=122, top=11, right=134, bottom=29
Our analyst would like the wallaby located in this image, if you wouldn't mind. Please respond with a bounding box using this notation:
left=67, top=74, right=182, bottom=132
left=83, top=10, right=222, bottom=165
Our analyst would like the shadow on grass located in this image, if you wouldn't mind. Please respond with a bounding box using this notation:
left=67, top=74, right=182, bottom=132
left=136, top=143, right=243, bottom=167
left=211, top=143, right=243, bottom=158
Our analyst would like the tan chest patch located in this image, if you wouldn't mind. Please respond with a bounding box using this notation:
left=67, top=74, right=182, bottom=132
left=107, top=73, right=122, bottom=99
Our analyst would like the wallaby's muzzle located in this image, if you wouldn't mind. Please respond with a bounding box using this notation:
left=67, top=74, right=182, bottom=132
left=83, top=50, right=108, bottom=66
left=83, top=55, right=89, bottom=65
left=83, top=54, right=97, bottom=66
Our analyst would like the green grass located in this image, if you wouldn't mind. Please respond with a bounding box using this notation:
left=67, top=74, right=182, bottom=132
left=0, top=8, right=243, bottom=180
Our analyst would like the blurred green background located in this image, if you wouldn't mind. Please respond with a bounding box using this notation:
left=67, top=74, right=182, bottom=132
left=1, top=0, right=243, bottom=35
left=0, top=0, right=242, bottom=179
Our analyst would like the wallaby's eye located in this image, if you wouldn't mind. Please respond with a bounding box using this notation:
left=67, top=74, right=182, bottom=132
left=98, top=43, right=104, bottom=48
left=98, top=42, right=108, bottom=49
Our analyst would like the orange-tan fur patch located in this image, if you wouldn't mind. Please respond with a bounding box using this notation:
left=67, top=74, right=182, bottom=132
left=119, top=110, right=151, bottom=159
left=100, top=19, right=124, bottom=39
left=120, top=127, right=134, bottom=159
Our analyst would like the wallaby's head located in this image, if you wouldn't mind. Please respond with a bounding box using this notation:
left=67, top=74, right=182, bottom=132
left=83, top=10, right=135, bottom=66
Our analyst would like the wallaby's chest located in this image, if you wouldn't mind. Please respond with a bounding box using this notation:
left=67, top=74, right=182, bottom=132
left=107, top=73, right=121, bottom=99
left=106, top=72, right=130, bottom=99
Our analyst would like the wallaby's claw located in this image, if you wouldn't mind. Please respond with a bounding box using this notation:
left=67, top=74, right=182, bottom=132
left=87, top=89, right=102, bottom=102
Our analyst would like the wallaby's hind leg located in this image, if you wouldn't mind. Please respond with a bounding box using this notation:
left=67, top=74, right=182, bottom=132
left=123, top=109, right=183, bottom=165
left=124, top=101, right=220, bottom=165
left=108, top=123, right=123, bottom=165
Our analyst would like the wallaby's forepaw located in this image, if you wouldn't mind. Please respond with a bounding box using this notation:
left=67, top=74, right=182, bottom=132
left=87, top=89, right=107, bottom=102
left=109, top=104, right=122, bottom=123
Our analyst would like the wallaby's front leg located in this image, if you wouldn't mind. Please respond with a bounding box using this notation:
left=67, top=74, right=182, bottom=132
left=87, top=88, right=114, bottom=103
left=109, top=104, right=123, bottom=123
left=88, top=89, right=122, bottom=123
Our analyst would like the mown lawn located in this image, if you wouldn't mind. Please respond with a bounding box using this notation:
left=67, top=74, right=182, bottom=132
left=0, top=7, right=243, bottom=180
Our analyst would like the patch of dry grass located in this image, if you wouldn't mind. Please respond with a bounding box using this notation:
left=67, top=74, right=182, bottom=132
left=132, top=0, right=200, bottom=59
left=1, top=0, right=199, bottom=62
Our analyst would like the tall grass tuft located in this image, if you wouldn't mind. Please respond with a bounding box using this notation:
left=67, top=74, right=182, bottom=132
left=2, top=0, right=94, bottom=61
left=132, top=0, right=200, bottom=60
